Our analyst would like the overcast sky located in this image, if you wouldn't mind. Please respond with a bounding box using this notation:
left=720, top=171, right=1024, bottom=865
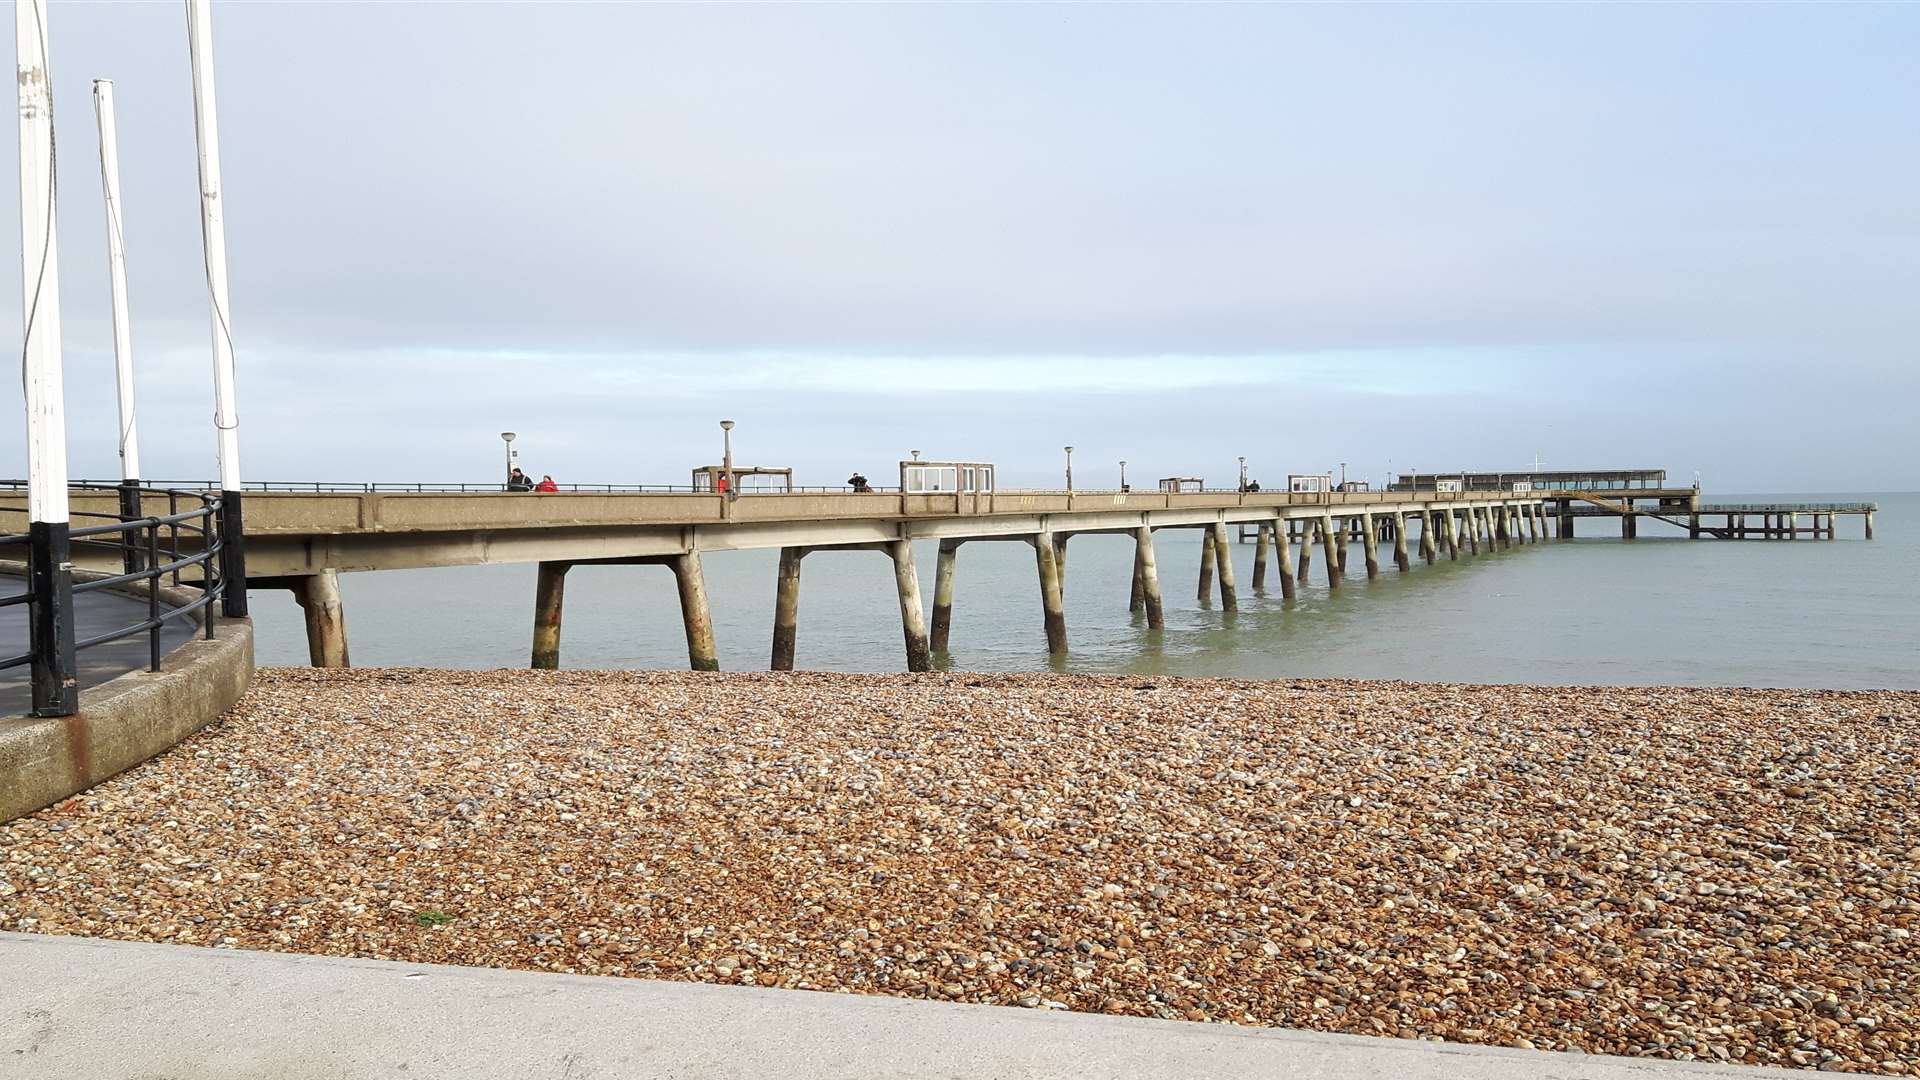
left=3, top=2, right=1915, bottom=492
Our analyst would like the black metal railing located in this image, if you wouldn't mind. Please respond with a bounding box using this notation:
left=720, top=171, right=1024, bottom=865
left=1, top=484, right=225, bottom=713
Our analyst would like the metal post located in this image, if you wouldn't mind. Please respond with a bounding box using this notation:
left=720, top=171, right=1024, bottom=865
left=187, top=0, right=247, bottom=617
left=17, top=0, right=76, bottom=717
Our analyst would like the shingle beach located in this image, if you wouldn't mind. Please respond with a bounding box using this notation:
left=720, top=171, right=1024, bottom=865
left=4, top=669, right=1916, bottom=1072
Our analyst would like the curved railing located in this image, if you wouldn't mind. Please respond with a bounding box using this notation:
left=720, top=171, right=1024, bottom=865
left=1, top=483, right=226, bottom=690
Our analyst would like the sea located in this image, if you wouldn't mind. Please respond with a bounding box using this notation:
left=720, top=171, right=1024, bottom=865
left=248, top=492, right=1917, bottom=690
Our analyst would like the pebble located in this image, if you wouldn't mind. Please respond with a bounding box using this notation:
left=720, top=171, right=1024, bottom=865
left=1, top=668, right=1915, bottom=1074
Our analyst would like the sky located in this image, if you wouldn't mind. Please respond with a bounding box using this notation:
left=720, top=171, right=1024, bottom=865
left=3, top=2, right=1916, bottom=493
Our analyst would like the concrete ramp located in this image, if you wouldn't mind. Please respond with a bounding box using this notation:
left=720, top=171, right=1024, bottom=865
left=0, top=932, right=1777, bottom=1079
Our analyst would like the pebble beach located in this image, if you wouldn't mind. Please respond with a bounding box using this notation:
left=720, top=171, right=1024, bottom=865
left=3, top=669, right=1916, bottom=1072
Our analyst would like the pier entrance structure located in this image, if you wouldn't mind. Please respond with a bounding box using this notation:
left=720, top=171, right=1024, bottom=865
left=1157, top=478, right=1203, bottom=493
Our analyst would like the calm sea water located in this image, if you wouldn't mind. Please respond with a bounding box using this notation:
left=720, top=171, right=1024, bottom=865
left=249, top=492, right=1917, bottom=690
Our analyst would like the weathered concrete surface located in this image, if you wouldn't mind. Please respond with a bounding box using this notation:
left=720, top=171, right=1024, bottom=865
left=0, top=932, right=1780, bottom=1080
left=0, top=567, right=252, bottom=822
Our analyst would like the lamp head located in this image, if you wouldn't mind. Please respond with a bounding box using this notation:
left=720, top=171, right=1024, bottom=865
left=501, top=431, right=516, bottom=443
left=720, top=419, right=735, bottom=431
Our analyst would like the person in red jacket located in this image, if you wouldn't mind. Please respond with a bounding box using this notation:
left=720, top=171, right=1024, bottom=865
left=534, top=475, right=559, bottom=492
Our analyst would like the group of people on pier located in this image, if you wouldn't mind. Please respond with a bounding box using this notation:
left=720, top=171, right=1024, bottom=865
left=508, top=467, right=558, bottom=493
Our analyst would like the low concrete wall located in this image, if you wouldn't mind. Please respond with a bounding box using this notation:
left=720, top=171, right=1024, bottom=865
left=0, top=563, right=253, bottom=822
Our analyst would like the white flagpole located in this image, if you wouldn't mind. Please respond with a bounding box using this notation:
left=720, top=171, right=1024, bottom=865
left=185, top=0, right=248, bottom=616
left=92, top=79, right=141, bottom=485
left=16, top=0, right=77, bottom=715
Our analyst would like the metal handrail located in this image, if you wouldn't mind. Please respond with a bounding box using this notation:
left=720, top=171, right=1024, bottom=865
left=1, top=484, right=225, bottom=693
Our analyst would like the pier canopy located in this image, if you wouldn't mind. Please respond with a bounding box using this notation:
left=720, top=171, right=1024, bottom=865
left=692, top=466, right=793, bottom=493
left=1158, top=477, right=1203, bottom=493
left=900, top=460, right=994, bottom=494
left=1390, top=468, right=1671, bottom=493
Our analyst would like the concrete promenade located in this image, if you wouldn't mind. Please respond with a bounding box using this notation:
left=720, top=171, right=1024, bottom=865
left=0, top=573, right=195, bottom=716
left=0, top=932, right=1779, bottom=1080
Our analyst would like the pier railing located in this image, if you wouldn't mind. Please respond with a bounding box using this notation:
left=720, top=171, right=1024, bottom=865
left=0, top=484, right=227, bottom=714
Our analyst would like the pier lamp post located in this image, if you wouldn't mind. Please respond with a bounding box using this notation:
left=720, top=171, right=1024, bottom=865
left=1239, top=456, right=1247, bottom=492
left=500, top=432, right=516, bottom=488
left=1064, top=446, right=1074, bottom=492
left=720, top=420, right=736, bottom=500
left=910, top=449, right=921, bottom=461
left=1119, top=460, right=1127, bottom=492
left=1340, top=461, right=1347, bottom=490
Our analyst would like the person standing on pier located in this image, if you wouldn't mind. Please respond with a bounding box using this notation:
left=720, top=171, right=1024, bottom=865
left=534, top=474, right=559, bottom=492
left=508, top=467, right=534, bottom=492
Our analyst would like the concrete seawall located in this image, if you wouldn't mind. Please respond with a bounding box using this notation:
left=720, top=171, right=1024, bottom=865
left=0, top=563, right=252, bottom=822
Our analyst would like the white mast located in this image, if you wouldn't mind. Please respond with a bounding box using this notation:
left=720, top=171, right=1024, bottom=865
left=186, top=0, right=248, bottom=616
left=17, top=0, right=77, bottom=717
left=17, top=0, right=68, bottom=527
left=93, top=78, right=141, bottom=483
left=186, top=0, right=240, bottom=493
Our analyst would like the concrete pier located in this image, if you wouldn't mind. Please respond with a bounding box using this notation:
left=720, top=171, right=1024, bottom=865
left=671, top=554, right=721, bottom=672
left=1210, top=521, right=1238, bottom=611
left=1335, top=518, right=1352, bottom=573
left=1361, top=511, right=1381, bottom=578
left=1133, top=526, right=1164, bottom=629
left=1035, top=533, right=1068, bottom=656
left=1251, top=523, right=1271, bottom=591
left=1418, top=510, right=1436, bottom=564
left=1464, top=508, right=1480, bottom=555
left=888, top=539, right=932, bottom=672
left=930, top=539, right=959, bottom=653
left=1320, top=514, right=1342, bottom=589
left=528, top=562, right=566, bottom=670
left=1296, top=520, right=1314, bottom=584
left=771, top=546, right=805, bottom=670
left=1393, top=511, right=1411, bottom=571
left=293, top=568, right=350, bottom=669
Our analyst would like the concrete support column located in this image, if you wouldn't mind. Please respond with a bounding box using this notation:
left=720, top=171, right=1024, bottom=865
left=1392, top=511, right=1411, bottom=571
left=1034, top=533, right=1068, bottom=655
left=1463, top=508, right=1480, bottom=554
left=1133, top=526, right=1164, bottom=629
left=771, top=546, right=805, bottom=670
left=529, top=562, right=568, bottom=670
left=1335, top=518, right=1351, bottom=573
left=1273, top=518, right=1297, bottom=600
left=1418, top=510, right=1437, bottom=563
left=1053, top=535, right=1069, bottom=593
left=1210, top=520, right=1238, bottom=611
left=1361, top=512, right=1381, bottom=577
left=294, top=568, right=350, bottom=669
left=889, top=539, right=932, bottom=672
left=1320, top=514, right=1342, bottom=589
left=930, top=539, right=959, bottom=652
left=1295, top=520, right=1314, bottom=584
left=671, top=553, right=721, bottom=671
left=1866, top=512, right=1875, bottom=540
left=1789, top=512, right=1799, bottom=540
left=1129, top=540, right=1145, bottom=614
left=1197, top=532, right=1215, bottom=602
left=1251, top=523, right=1271, bottom=591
